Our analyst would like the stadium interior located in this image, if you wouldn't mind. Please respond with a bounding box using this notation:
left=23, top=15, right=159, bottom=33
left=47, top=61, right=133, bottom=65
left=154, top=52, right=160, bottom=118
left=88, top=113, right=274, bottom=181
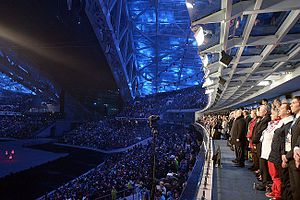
left=0, top=0, right=300, bottom=200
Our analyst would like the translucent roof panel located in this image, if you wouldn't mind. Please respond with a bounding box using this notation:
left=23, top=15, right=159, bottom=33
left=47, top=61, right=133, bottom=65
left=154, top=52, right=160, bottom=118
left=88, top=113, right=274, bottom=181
left=237, top=63, right=253, bottom=68
left=242, top=45, right=266, bottom=56
left=230, top=47, right=239, bottom=57
left=187, top=0, right=221, bottom=22
left=208, top=53, right=220, bottom=63
left=127, top=0, right=204, bottom=96
left=198, top=23, right=221, bottom=51
left=288, top=19, right=300, bottom=34
left=271, top=43, right=297, bottom=55
left=229, top=15, right=248, bottom=39
left=250, top=12, right=289, bottom=36
left=260, top=62, right=276, bottom=68
left=231, top=15, right=248, bottom=38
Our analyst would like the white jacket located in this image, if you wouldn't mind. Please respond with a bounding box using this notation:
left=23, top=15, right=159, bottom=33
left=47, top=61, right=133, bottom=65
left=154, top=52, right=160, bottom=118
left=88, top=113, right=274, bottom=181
left=260, top=120, right=281, bottom=160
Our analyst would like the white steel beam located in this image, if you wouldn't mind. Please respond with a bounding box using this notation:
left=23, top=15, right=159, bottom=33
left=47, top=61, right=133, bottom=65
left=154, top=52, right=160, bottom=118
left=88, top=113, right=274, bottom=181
left=192, top=0, right=300, bottom=25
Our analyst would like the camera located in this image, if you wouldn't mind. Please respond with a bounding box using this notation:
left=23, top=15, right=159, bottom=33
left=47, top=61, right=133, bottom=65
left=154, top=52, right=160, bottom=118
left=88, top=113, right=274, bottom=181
left=148, top=115, right=160, bottom=128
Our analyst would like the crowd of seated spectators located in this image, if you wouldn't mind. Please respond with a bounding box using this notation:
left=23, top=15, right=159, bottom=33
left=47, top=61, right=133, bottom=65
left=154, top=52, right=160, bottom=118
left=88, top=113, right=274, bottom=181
left=0, top=90, right=34, bottom=113
left=59, top=86, right=207, bottom=150
left=44, top=124, right=202, bottom=200
left=60, top=119, right=151, bottom=150
left=0, top=113, right=61, bottom=139
left=199, top=97, right=300, bottom=200
left=118, top=86, right=207, bottom=118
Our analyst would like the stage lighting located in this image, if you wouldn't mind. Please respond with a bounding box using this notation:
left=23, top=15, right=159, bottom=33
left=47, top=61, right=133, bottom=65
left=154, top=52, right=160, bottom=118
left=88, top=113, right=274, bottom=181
left=202, top=77, right=214, bottom=87
left=257, top=80, right=271, bottom=86
left=201, top=54, right=209, bottom=67
left=186, top=2, right=193, bottom=9
left=195, top=27, right=205, bottom=46
left=220, top=50, right=233, bottom=67
left=205, top=88, right=214, bottom=94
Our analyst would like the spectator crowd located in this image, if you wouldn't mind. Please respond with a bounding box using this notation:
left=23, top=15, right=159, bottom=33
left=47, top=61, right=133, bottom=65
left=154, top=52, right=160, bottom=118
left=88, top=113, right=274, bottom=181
left=0, top=113, right=61, bottom=139
left=44, top=124, right=202, bottom=200
left=118, top=86, right=207, bottom=118
left=0, top=84, right=208, bottom=200
left=199, top=97, right=300, bottom=200
left=60, top=119, right=151, bottom=150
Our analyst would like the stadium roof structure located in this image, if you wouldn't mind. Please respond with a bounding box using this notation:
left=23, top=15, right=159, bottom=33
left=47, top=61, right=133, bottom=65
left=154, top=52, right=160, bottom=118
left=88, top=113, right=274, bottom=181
left=190, top=0, right=300, bottom=111
left=0, top=0, right=118, bottom=106
left=85, top=0, right=204, bottom=98
left=0, top=47, right=59, bottom=101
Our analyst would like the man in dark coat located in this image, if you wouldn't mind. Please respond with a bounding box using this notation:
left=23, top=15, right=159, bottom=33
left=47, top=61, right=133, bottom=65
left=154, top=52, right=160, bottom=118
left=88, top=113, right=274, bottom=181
left=282, top=96, right=300, bottom=200
left=243, top=110, right=252, bottom=130
left=269, top=103, right=293, bottom=200
left=243, top=110, right=252, bottom=160
left=231, top=109, right=247, bottom=167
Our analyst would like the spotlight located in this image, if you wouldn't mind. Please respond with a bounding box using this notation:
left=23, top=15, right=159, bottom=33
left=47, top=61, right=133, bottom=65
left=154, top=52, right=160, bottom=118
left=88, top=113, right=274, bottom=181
left=195, top=26, right=205, bottom=46
left=201, top=54, right=209, bottom=67
left=186, top=2, right=194, bottom=9
left=205, top=88, right=214, bottom=94
left=202, top=77, right=214, bottom=87
left=257, top=80, right=271, bottom=86
left=219, top=50, right=233, bottom=67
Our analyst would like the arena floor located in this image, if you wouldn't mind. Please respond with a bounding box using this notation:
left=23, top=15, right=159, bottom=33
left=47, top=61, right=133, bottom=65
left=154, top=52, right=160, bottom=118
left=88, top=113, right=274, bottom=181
left=0, top=139, right=107, bottom=200
left=0, top=139, right=68, bottom=178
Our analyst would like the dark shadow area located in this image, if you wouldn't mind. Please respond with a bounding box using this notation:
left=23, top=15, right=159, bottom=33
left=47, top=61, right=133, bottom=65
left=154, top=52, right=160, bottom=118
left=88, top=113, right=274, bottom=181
left=0, top=143, right=107, bottom=200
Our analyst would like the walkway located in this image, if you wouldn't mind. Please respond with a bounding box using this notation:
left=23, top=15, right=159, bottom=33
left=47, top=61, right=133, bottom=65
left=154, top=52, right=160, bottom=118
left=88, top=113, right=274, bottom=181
left=213, top=140, right=266, bottom=200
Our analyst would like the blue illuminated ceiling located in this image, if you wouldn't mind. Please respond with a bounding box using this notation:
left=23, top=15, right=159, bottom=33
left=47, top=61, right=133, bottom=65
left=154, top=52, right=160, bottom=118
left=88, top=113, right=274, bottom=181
left=0, top=72, right=35, bottom=94
left=127, top=0, right=204, bottom=96
left=0, top=48, right=59, bottom=100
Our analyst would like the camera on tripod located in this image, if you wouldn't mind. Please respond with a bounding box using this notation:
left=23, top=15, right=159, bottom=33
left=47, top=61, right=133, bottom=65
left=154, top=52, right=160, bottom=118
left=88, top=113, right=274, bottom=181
left=148, top=115, right=160, bottom=128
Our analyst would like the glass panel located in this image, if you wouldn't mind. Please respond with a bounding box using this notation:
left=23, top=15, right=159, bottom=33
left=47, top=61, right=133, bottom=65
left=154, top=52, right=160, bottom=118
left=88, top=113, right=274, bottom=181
left=198, top=23, right=221, bottom=51
left=188, top=0, right=221, bottom=21
left=128, top=0, right=204, bottom=95
left=250, top=12, right=289, bottom=36
left=230, top=47, right=239, bottom=56
left=288, top=19, right=300, bottom=34
left=271, top=43, right=296, bottom=55
left=228, top=15, right=248, bottom=39
left=242, top=45, right=265, bottom=56
left=237, top=63, right=252, bottom=68
left=260, top=62, right=275, bottom=68
left=0, top=72, right=34, bottom=94
left=208, top=53, right=220, bottom=63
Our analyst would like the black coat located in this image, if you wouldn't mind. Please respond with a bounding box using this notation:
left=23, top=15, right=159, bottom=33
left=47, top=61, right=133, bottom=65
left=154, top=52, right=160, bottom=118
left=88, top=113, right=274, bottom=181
left=228, top=119, right=234, bottom=134
left=286, top=116, right=300, bottom=161
left=245, top=116, right=252, bottom=131
left=230, top=116, right=246, bottom=145
left=269, top=121, right=292, bottom=166
left=252, top=115, right=271, bottom=145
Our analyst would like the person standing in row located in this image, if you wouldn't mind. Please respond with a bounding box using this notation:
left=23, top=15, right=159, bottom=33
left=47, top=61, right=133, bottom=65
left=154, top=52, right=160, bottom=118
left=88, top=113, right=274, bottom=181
left=252, top=105, right=271, bottom=191
left=282, top=96, right=300, bottom=200
left=231, top=110, right=247, bottom=167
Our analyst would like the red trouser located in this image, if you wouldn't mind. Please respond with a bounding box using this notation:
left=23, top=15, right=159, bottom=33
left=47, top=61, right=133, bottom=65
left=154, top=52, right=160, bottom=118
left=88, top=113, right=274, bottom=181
left=268, top=161, right=282, bottom=198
